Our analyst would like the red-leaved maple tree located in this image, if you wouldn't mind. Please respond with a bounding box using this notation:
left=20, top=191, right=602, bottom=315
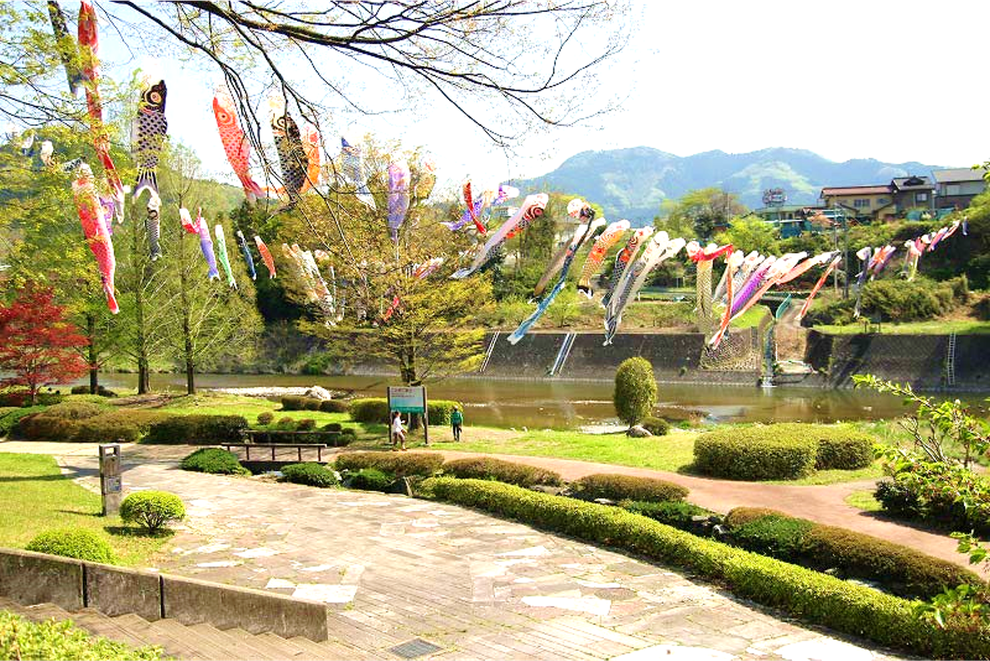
left=0, top=284, right=89, bottom=404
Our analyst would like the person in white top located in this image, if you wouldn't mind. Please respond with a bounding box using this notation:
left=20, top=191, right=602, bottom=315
left=390, top=411, right=406, bottom=451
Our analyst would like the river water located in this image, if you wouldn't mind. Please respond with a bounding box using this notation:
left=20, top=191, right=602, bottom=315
left=90, top=372, right=982, bottom=429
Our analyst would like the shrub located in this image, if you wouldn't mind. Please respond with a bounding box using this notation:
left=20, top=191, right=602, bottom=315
left=427, top=400, right=462, bottom=425
left=693, top=427, right=817, bottom=480
left=319, top=399, right=350, bottom=413
left=73, top=411, right=171, bottom=444
left=16, top=415, right=78, bottom=441
left=725, top=507, right=984, bottom=600
left=572, top=473, right=687, bottom=503
left=304, top=398, right=322, bottom=411
left=142, top=415, right=247, bottom=445
left=69, top=385, right=117, bottom=397
left=349, top=398, right=389, bottom=424
left=34, top=401, right=107, bottom=420
left=421, top=477, right=990, bottom=659
left=874, top=460, right=990, bottom=534
left=296, top=418, right=317, bottom=431
left=621, top=500, right=714, bottom=532
left=442, top=457, right=562, bottom=487
left=280, top=396, right=308, bottom=411
left=336, top=451, right=443, bottom=477
left=257, top=412, right=274, bottom=425
left=640, top=416, right=670, bottom=436
left=323, top=422, right=343, bottom=432
left=613, top=357, right=657, bottom=426
left=813, top=428, right=874, bottom=470
left=276, top=416, right=296, bottom=430
left=0, top=406, right=47, bottom=437
left=347, top=467, right=394, bottom=491
left=282, top=462, right=338, bottom=488
left=874, top=478, right=922, bottom=517
left=0, top=391, right=62, bottom=407
left=0, top=611, right=165, bottom=661
left=180, top=448, right=250, bottom=475
left=860, top=276, right=967, bottom=322
left=120, top=491, right=186, bottom=532
left=26, top=528, right=115, bottom=564
left=338, top=428, right=357, bottom=445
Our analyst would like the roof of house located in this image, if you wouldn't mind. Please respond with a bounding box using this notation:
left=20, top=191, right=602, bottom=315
left=821, top=185, right=891, bottom=196
left=932, top=167, right=989, bottom=184
left=891, top=176, right=933, bottom=191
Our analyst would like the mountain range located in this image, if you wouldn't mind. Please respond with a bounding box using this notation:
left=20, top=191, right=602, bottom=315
left=516, top=147, right=942, bottom=225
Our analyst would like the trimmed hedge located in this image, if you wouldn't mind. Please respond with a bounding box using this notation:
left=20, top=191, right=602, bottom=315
left=640, top=416, right=670, bottom=436
left=442, top=457, right=562, bottom=487
left=724, top=507, right=985, bottom=600
left=70, top=385, right=117, bottom=398
left=280, top=396, right=309, bottom=411
left=30, top=401, right=107, bottom=420
left=349, top=398, right=463, bottom=424
left=572, top=473, right=688, bottom=503
left=257, top=412, right=274, bottom=425
left=0, top=611, right=165, bottom=661
left=180, top=448, right=250, bottom=475
left=73, top=411, right=170, bottom=443
left=335, top=451, right=443, bottom=477
left=142, top=415, right=247, bottom=444
left=120, top=491, right=185, bottom=532
left=0, top=391, right=62, bottom=407
left=620, top=500, right=714, bottom=532
left=0, top=406, right=46, bottom=437
left=297, top=418, right=317, bottom=431
left=421, top=477, right=989, bottom=659
left=694, top=424, right=874, bottom=481
left=282, top=463, right=338, bottom=488
left=25, top=528, right=115, bottom=564
left=347, top=467, right=394, bottom=491
left=319, top=399, right=350, bottom=413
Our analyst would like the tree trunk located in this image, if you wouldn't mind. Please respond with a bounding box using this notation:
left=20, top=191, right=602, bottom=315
left=178, top=230, right=195, bottom=395
left=87, top=314, right=99, bottom=394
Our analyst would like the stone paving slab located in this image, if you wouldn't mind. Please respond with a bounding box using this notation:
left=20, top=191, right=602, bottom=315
left=44, top=452, right=908, bottom=661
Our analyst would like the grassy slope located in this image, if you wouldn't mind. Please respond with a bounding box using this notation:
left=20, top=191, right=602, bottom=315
left=0, top=453, right=169, bottom=566
left=815, top=319, right=990, bottom=335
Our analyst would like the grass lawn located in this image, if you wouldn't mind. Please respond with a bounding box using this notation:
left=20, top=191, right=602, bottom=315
left=846, top=489, right=883, bottom=512
left=815, top=319, right=990, bottom=335
left=0, top=453, right=170, bottom=566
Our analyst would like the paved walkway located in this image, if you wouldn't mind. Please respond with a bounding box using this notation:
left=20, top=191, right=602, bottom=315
left=37, top=448, right=904, bottom=661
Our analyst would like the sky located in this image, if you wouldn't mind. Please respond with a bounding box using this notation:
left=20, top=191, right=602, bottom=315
left=96, top=0, right=990, bottom=190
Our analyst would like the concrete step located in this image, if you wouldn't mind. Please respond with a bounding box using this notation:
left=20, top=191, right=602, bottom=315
left=66, top=608, right=153, bottom=650
left=112, top=613, right=210, bottom=661
left=19, top=602, right=75, bottom=623
left=194, top=624, right=292, bottom=660
left=150, top=619, right=236, bottom=660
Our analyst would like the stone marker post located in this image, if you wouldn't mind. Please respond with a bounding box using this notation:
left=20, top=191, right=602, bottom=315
left=99, top=444, right=122, bottom=516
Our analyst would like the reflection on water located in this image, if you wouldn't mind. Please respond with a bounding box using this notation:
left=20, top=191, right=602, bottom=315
left=91, top=372, right=988, bottom=430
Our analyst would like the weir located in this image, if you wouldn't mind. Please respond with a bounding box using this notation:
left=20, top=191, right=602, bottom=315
left=478, top=331, right=499, bottom=373
left=549, top=332, right=577, bottom=376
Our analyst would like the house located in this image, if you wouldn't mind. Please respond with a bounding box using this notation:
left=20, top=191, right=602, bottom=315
left=933, top=167, right=989, bottom=210
left=751, top=204, right=824, bottom=237
left=819, top=175, right=935, bottom=221
left=819, top=185, right=896, bottom=221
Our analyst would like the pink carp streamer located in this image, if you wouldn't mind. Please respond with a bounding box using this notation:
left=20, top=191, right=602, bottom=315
left=387, top=160, right=411, bottom=241
left=797, top=254, right=842, bottom=322
left=451, top=193, right=549, bottom=279
left=77, top=1, right=124, bottom=222
left=195, top=208, right=220, bottom=281
left=255, top=236, right=276, bottom=278
left=577, top=219, right=630, bottom=298
left=72, top=164, right=118, bottom=314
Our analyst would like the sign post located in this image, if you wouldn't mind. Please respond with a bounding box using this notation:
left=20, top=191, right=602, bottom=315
left=387, top=386, right=429, bottom=445
left=99, top=444, right=122, bottom=516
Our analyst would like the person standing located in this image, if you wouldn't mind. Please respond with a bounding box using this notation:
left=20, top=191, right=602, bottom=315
left=391, top=411, right=406, bottom=451
left=450, top=406, right=463, bottom=442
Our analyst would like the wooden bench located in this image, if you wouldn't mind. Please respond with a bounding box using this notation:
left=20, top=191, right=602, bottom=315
left=220, top=442, right=330, bottom=463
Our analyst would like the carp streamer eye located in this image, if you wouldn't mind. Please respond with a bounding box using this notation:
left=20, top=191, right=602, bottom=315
left=150, top=92, right=162, bottom=104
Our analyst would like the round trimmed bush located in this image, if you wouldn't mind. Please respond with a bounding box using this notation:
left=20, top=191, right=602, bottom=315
left=323, top=422, right=343, bottom=432
left=572, top=473, right=687, bottom=503
left=276, top=417, right=296, bottom=430
left=280, top=396, right=307, bottom=411
left=180, top=448, right=250, bottom=475
left=640, top=416, right=670, bottom=437
left=257, top=412, right=274, bottom=425
left=297, top=418, right=317, bottom=431
left=319, top=399, right=350, bottom=413
left=348, top=467, right=394, bottom=491
left=443, top=457, right=562, bottom=487
left=120, top=491, right=185, bottom=532
left=349, top=398, right=390, bottom=424
left=35, top=401, right=107, bottom=420
left=693, top=428, right=817, bottom=480
left=812, top=428, right=874, bottom=470
left=304, top=398, right=322, bottom=411
left=282, top=463, right=338, bottom=488
left=26, top=528, right=115, bottom=564
left=335, top=451, right=443, bottom=477
left=613, top=357, right=658, bottom=426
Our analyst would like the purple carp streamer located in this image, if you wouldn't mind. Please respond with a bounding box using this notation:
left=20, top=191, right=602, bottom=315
left=577, top=219, right=629, bottom=298
left=195, top=209, right=220, bottom=281
left=214, top=225, right=237, bottom=289
left=340, top=138, right=376, bottom=210
left=236, top=230, right=257, bottom=280
left=451, top=193, right=549, bottom=279
left=387, top=160, right=411, bottom=241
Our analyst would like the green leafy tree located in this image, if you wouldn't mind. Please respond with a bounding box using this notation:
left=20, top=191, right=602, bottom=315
left=656, top=188, right=747, bottom=240
left=613, top=357, right=658, bottom=427
left=714, top=215, right=781, bottom=254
